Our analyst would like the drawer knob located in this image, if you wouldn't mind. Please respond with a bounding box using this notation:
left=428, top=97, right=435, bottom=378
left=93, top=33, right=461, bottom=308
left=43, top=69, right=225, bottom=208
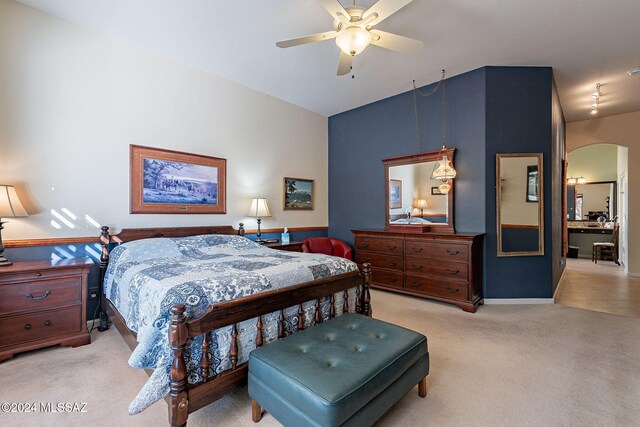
left=361, top=243, right=370, bottom=248
left=387, top=245, right=397, bottom=250
left=446, top=249, right=460, bottom=255
left=412, top=264, right=423, bottom=270
left=447, top=287, right=460, bottom=293
left=410, top=282, right=423, bottom=288
left=412, top=248, right=423, bottom=253
left=387, top=277, right=397, bottom=282
left=26, top=291, right=51, bottom=300
left=387, top=261, right=397, bottom=266
left=24, top=324, right=32, bottom=330
left=447, top=269, right=460, bottom=274
left=35, top=272, right=42, bottom=277
left=44, top=320, right=52, bottom=327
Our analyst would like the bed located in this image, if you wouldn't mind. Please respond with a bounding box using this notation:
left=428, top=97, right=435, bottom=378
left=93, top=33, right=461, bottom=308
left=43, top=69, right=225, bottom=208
left=98, top=224, right=371, bottom=427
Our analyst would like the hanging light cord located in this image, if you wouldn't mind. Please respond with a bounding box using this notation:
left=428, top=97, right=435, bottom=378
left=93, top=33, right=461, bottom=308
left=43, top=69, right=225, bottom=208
left=412, top=69, right=446, bottom=152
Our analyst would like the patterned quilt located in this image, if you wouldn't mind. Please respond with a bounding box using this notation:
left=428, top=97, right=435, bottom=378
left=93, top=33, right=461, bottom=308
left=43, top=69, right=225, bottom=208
left=103, top=234, right=359, bottom=414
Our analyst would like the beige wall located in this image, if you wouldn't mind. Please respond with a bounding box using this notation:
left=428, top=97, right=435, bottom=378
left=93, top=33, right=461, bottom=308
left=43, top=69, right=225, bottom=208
left=0, top=0, right=329, bottom=239
left=567, top=111, right=640, bottom=276
left=567, top=144, right=617, bottom=182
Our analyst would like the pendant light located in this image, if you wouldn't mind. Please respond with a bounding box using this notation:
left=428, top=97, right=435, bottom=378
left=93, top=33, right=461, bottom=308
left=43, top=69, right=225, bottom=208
left=430, top=70, right=457, bottom=193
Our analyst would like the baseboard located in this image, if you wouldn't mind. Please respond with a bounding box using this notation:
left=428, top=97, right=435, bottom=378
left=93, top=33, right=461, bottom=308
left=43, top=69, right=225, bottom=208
left=553, top=266, right=568, bottom=301
left=628, top=272, right=640, bottom=279
left=484, top=298, right=554, bottom=305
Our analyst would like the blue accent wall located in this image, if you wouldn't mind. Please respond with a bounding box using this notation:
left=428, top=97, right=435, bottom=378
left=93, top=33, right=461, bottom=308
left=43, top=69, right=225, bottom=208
left=328, top=67, right=487, bottom=245
left=329, top=66, right=563, bottom=299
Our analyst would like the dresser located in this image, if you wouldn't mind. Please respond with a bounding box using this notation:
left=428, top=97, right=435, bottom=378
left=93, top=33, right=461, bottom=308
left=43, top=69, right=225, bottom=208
left=0, top=258, right=93, bottom=362
left=352, top=230, right=484, bottom=312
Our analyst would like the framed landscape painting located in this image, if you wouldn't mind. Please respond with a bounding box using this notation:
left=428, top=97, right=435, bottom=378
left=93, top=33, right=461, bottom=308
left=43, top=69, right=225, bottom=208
left=283, top=177, right=314, bottom=210
left=389, top=179, right=402, bottom=209
left=130, top=145, right=226, bottom=214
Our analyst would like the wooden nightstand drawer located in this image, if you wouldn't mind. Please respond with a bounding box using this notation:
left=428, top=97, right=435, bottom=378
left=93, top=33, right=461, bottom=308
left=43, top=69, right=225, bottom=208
left=0, top=306, right=82, bottom=347
left=0, top=277, right=82, bottom=315
left=0, top=267, right=85, bottom=285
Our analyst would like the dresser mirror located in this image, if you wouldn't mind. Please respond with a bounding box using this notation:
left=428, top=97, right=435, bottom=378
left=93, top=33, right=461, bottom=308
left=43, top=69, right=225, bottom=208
left=496, top=153, right=544, bottom=256
left=383, top=149, right=455, bottom=234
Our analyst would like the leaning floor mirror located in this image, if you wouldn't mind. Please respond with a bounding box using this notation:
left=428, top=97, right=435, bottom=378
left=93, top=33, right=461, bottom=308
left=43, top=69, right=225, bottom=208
left=496, top=153, right=544, bottom=256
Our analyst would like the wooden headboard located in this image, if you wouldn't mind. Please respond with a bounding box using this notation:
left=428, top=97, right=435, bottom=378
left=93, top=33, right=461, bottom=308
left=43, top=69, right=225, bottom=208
left=98, top=224, right=245, bottom=281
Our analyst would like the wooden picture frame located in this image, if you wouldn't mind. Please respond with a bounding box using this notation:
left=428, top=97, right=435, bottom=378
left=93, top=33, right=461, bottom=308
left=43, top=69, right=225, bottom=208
left=389, top=179, right=402, bottom=209
left=130, top=145, right=226, bottom=214
left=283, top=177, right=314, bottom=210
left=431, top=186, right=444, bottom=195
left=526, top=165, right=539, bottom=202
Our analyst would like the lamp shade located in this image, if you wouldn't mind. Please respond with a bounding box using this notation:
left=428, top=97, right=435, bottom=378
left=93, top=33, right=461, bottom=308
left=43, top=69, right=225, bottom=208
left=335, top=26, right=371, bottom=56
left=431, top=155, right=457, bottom=180
left=248, top=197, right=271, bottom=218
left=0, top=185, right=28, bottom=218
left=415, top=199, right=428, bottom=209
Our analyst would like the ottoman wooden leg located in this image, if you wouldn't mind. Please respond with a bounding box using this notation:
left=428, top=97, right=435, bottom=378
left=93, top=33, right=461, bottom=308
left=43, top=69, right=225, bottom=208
left=418, top=377, right=428, bottom=398
left=252, top=400, right=263, bottom=423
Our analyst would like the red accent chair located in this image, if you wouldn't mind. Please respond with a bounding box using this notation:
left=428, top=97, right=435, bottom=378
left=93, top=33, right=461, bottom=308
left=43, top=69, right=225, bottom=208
left=301, top=238, right=353, bottom=261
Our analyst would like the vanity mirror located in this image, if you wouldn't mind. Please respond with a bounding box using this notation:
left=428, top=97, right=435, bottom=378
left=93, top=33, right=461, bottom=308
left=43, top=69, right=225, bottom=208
left=383, top=149, right=455, bottom=234
left=496, top=153, right=544, bottom=256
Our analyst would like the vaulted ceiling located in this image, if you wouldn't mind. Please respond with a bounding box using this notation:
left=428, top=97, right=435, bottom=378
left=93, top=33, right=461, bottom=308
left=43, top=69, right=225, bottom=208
left=16, top=0, right=640, bottom=121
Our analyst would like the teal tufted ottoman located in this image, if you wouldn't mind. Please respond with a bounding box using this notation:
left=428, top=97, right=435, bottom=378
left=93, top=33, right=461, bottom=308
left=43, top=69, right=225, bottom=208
left=248, top=313, right=429, bottom=426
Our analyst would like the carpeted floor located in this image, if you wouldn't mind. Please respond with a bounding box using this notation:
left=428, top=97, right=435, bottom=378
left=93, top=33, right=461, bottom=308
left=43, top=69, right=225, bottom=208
left=1, top=290, right=640, bottom=426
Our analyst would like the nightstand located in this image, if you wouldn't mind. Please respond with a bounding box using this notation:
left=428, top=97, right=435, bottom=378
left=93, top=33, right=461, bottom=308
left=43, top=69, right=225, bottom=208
left=0, top=258, right=93, bottom=362
left=264, top=241, right=303, bottom=252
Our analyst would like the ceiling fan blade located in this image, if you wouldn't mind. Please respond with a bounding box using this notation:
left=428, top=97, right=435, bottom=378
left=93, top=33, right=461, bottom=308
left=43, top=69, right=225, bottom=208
left=370, top=30, right=423, bottom=54
left=318, top=0, right=350, bottom=21
left=363, top=0, right=414, bottom=25
left=337, top=51, right=353, bottom=76
left=276, top=31, right=338, bottom=48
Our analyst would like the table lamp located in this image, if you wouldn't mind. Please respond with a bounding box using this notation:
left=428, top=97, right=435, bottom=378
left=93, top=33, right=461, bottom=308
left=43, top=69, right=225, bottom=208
left=248, top=197, right=271, bottom=243
left=415, top=199, right=428, bottom=218
left=0, top=185, right=29, bottom=267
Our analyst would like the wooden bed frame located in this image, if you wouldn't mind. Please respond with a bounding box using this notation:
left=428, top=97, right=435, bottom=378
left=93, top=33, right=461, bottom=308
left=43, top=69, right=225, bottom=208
left=98, top=224, right=371, bottom=427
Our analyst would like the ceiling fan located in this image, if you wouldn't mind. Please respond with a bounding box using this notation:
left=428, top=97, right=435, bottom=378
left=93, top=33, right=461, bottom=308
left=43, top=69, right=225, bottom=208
left=276, top=0, right=423, bottom=76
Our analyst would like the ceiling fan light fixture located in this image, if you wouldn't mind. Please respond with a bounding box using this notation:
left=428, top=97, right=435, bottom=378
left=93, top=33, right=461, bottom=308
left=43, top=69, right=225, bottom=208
left=335, top=26, right=371, bottom=56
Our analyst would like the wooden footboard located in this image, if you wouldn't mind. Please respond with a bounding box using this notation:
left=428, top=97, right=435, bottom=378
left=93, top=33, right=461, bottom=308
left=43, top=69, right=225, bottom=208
left=168, top=265, right=372, bottom=427
left=98, top=225, right=371, bottom=427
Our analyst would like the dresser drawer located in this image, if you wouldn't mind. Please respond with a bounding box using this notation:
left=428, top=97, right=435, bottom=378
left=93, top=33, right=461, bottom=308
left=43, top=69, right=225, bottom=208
left=355, top=236, right=404, bottom=255
left=0, top=306, right=82, bottom=347
left=355, top=252, right=403, bottom=271
left=371, top=269, right=404, bottom=288
left=405, top=240, right=468, bottom=261
left=0, top=277, right=82, bottom=315
left=405, top=274, right=467, bottom=301
left=0, top=267, right=85, bottom=285
left=405, top=258, right=468, bottom=282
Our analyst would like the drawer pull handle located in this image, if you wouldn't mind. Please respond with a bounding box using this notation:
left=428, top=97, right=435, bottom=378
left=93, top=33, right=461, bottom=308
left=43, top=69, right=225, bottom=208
left=44, top=320, right=52, bottom=327
left=446, top=250, right=460, bottom=255
left=24, top=324, right=32, bottom=330
left=387, top=261, right=397, bottom=266
left=362, top=259, right=371, bottom=263
left=387, top=277, right=397, bottom=282
left=26, top=291, right=51, bottom=300
left=412, top=265, right=423, bottom=270
left=410, top=282, right=424, bottom=288
left=387, top=245, right=397, bottom=250
left=412, top=248, right=423, bottom=253
left=361, top=243, right=370, bottom=248
left=447, top=269, right=460, bottom=274
left=35, top=272, right=42, bottom=277
left=447, top=287, right=460, bottom=293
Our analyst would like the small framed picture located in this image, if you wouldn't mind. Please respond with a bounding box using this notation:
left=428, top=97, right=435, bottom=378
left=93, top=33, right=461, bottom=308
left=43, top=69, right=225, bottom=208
left=130, top=145, right=226, bottom=214
left=283, top=177, right=314, bottom=210
left=431, top=186, right=444, bottom=195
left=389, top=179, right=402, bottom=209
